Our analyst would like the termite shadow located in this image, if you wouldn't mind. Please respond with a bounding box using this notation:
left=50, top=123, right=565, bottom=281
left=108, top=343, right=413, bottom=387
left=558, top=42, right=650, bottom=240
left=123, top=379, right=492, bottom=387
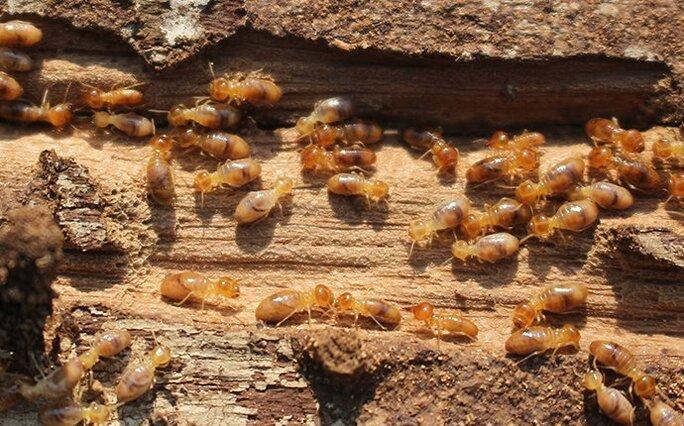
left=234, top=196, right=294, bottom=253
left=509, top=347, right=580, bottom=375
left=159, top=296, right=245, bottom=320
left=447, top=255, right=521, bottom=290
left=409, top=328, right=478, bottom=346
left=332, top=315, right=399, bottom=332
left=147, top=199, right=177, bottom=256
left=326, top=193, right=391, bottom=232
left=524, top=228, right=595, bottom=281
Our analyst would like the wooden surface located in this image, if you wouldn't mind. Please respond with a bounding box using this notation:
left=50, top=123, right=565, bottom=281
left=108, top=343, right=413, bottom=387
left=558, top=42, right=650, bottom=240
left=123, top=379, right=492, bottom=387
left=0, top=121, right=682, bottom=424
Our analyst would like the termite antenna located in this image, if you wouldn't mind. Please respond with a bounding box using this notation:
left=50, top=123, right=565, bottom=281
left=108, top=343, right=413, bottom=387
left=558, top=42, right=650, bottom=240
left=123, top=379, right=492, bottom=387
left=407, top=240, right=416, bottom=259
left=148, top=109, right=169, bottom=114
left=519, top=234, right=535, bottom=245
left=439, top=256, right=453, bottom=268
left=208, top=61, right=216, bottom=79
left=62, top=81, right=73, bottom=104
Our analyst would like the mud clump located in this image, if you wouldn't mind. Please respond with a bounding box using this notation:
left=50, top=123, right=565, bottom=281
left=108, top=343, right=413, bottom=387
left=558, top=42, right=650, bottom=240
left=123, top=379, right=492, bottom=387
left=0, top=205, right=63, bottom=374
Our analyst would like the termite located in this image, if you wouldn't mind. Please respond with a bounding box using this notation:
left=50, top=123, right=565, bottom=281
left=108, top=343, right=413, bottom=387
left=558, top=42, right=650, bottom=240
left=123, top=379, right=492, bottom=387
left=647, top=400, right=684, bottom=426
left=255, top=284, right=335, bottom=326
left=525, top=200, right=599, bottom=240
left=326, top=172, right=389, bottom=202
left=408, top=198, right=471, bottom=252
left=146, top=135, right=175, bottom=205
left=300, top=144, right=376, bottom=173
left=0, top=89, right=72, bottom=127
left=301, top=120, right=382, bottom=147
left=194, top=158, right=262, bottom=199
left=173, top=127, right=250, bottom=161
left=402, top=128, right=459, bottom=174
left=40, top=401, right=116, bottom=426
left=589, top=340, right=657, bottom=398
left=0, top=71, right=22, bottom=100
left=465, top=149, right=540, bottom=184
left=409, top=301, right=478, bottom=343
left=583, top=370, right=635, bottom=425
left=653, top=137, right=683, bottom=163
left=511, top=283, right=588, bottom=329
left=486, top=130, right=546, bottom=151
left=168, top=103, right=241, bottom=129
left=460, top=197, right=531, bottom=240
left=78, top=329, right=132, bottom=370
left=585, top=117, right=645, bottom=153
left=93, top=111, right=154, bottom=137
left=666, top=171, right=684, bottom=203
left=515, top=157, right=585, bottom=206
left=588, top=146, right=661, bottom=190
left=208, top=72, right=282, bottom=106
left=115, top=341, right=172, bottom=403
left=0, top=47, right=33, bottom=71
left=566, top=181, right=634, bottom=210
left=449, top=232, right=520, bottom=263
left=505, top=324, right=581, bottom=361
left=334, top=292, right=402, bottom=329
left=0, top=21, right=43, bottom=47
left=234, top=176, right=294, bottom=224
left=82, top=84, right=144, bottom=110
left=296, top=97, right=355, bottom=134
left=160, top=271, right=240, bottom=309
left=17, top=359, right=83, bottom=403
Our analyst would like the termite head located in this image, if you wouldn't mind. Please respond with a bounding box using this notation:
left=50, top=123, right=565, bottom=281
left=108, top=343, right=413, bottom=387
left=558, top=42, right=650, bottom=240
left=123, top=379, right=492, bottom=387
left=450, top=240, right=471, bottom=261
left=335, top=291, right=354, bottom=312
left=274, top=176, right=294, bottom=197
left=208, top=77, right=231, bottom=101
left=173, top=127, right=198, bottom=148
left=296, top=116, right=316, bottom=135
left=300, top=144, right=324, bottom=170
left=652, top=138, right=673, bottom=159
left=216, top=277, right=240, bottom=298
left=460, top=214, right=483, bottom=240
left=150, top=134, right=174, bottom=157
left=408, top=218, right=431, bottom=242
left=46, top=104, right=72, bottom=127
left=528, top=214, right=551, bottom=237
left=411, top=301, right=434, bottom=321
left=194, top=170, right=214, bottom=193
left=588, top=146, right=613, bottom=168
left=515, top=148, right=539, bottom=171
left=486, top=130, right=510, bottom=149
left=84, top=402, right=111, bottom=423
left=151, top=345, right=172, bottom=368
left=614, top=129, right=644, bottom=153
left=511, top=302, right=535, bottom=329
left=83, top=88, right=104, bottom=109
left=365, top=180, right=389, bottom=201
left=93, top=111, right=110, bottom=128
left=561, top=324, right=581, bottom=348
left=585, top=117, right=619, bottom=142
left=633, top=374, right=657, bottom=398
left=168, top=105, right=187, bottom=126
left=582, top=370, right=604, bottom=391
left=515, top=180, right=540, bottom=205
left=314, top=285, right=334, bottom=308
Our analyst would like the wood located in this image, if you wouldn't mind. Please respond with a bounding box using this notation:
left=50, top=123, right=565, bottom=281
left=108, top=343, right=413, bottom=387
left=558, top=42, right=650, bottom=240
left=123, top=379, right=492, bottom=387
left=0, top=4, right=683, bottom=424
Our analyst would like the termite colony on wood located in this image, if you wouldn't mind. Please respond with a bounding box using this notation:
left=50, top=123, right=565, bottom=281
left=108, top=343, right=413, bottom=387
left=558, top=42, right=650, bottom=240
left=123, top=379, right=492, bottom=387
left=1, top=19, right=682, bottom=426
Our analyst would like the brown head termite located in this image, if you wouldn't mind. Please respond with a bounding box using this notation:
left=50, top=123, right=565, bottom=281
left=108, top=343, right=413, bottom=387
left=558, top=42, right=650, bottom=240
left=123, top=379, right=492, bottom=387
left=402, top=128, right=459, bottom=174
left=449, top=232, right=520, bottom=263
left=39, top=401, right=116, bottom=426
left=515, top=157, right=585, bottom=206
left=234, top=176, right=294, bottom=224
left=465, top=149, right=540, bottom=185
left=0, top=71, right=22, bottom=100
left=460, top=197, right=531, bottom=240
left=566, top=181, right=634, bottom=210
left=300, top=120, right=383, bottom=147
left=334, top=291, right=402, bottom=329
left=0, top=47, right=33, bottom=71
left=115, top=339, right=172, bottom=403
left=208, top=67, right=282, bottom=107
left=409, top=301, right=478, bottom=344
left=588, top=340, right=657, bottom=399
left=407, top=197, right=471, bottom=254
left=82, top=83, right=144, bottom=110
left=300, top=144, right=376, bottom=173
left=583, top=370, right=635, bottom=425
left=193, top=157, right=262, bottom=201
left=0, top=20, right=43, bottom=47
left=524, top=199, right=599, bottom=241
left=326, top=172, right=389, bottom=202
left=585, top=117, right=645, bottom=153
left=646, top=399, right=683, bottom=426
left=0, top=87, right=72, bottom=127
left=173, top=127, right=251, bottom=161
left=93, top=111, right=154, bottom=137
left=168, top=102, right=242, bottom=129
left=511, top=283, right=588, bottom=329
left=255, top=284, right=335, bottom=326
left=160, top=271, right=240, bottom=310
left=146, top=135, right=175, bottom=205
left=588, top=146, right=661, bottom=191
left=505, top=324, right=581, bottom=362
left=486, top=130, right=546, bottom=152
left=296, top=96, right=355, bottom=134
